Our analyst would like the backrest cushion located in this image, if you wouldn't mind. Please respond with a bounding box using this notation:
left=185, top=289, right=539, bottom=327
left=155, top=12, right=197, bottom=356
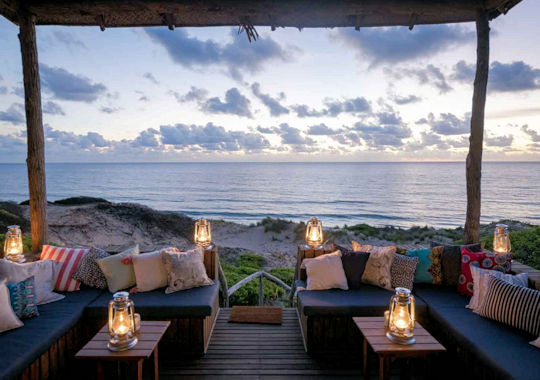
left=301, top=250, right=348, bottom=291
left=391, top=254, right=419, bottom=290
left=162, top=247, right=213, bottom=294
left=334, top=244, right=370, bottom=289
left=360, top=246, right=396, bottom=290
left=431, top=242, right=482, bottom=287
left=459, top=248, right=512, bottom=296
left=41, top=245, right=89, bottom=292
left=132, top=247, right=179, bottom=292
left=477, top=276, right=540, bottom=336
left=407, top=248, right=433, bottom=284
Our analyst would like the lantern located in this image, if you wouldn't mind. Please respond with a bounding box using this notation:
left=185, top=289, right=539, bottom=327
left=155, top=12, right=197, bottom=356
left=493, top=224, right=511, bottom=254
left=4, top=225, right=24, bottom=262
left=108, top=292, right=138, bottom=351
left=386, top=287, right=416, bottom=345
left=305, top=217, right=323, bottom=248
left=194, top=219, right=212, bottom=247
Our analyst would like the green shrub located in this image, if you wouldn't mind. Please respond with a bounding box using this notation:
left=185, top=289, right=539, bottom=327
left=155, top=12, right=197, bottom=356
left=258, top=217, right=291, bottom=234
left=345, top=223, right=378, bottom=237
left=53, top=197, right=110, bottom=205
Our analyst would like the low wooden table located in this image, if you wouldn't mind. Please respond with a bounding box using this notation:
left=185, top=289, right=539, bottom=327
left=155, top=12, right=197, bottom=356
left=353, top=317, right=446, bottom=380
left=76, top=321, right=170, bottom=380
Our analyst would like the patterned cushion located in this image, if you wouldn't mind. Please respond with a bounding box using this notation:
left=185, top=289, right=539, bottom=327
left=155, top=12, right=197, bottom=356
left=72, top=247, right=110, bottom=289
left=162, top=247, right=213, bottom=294
left=41, top=245, right=89, bottom=291
left=406, top=248, right=433, bottom=283
left=0, top=279, right=23, bottom=333
left=7, top=276, right=39, bottom=319
left=391, top=254, right=419, bottom=290
left=360, top=246, right=396, bottom=290
left=458, top=248, right=512, bottom=296
left=428, top=246, right=443, bottom=284
left=431, top=242, right=482, bottom=287
left=477, top=276, right=540, bottom=336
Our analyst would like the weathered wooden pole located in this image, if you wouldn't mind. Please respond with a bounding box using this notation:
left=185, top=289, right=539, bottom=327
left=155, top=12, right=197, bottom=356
left=464, top=9, right=490, bottom=244
left=18, top=8, right=47, bottom=253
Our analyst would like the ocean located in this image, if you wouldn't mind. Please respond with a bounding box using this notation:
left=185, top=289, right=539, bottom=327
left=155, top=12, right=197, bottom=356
left=0, top=162, right=538, bottom=228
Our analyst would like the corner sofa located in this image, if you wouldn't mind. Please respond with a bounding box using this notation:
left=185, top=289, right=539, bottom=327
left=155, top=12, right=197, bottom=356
left=295, top=248, right=540, bottom=380
left=0, top=249, right=220, bottom=380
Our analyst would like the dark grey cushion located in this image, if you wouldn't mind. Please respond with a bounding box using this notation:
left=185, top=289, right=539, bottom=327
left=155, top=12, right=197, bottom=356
left=298, top=284, right=426, bottom=317
left=431, top=242, right=482, bottom=287
left=335, top=245, right=370, bottom=289
left=85, top=283, right=219, bottom=319
left=413, top=283, right=470, bottom=309
left=428, top=306, right=540, bottom=380
left=0, top=288, right=103, bottom=380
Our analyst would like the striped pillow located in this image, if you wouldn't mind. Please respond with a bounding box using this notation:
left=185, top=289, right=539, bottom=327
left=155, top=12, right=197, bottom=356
left=41, top=245, right=89, bottom=291
left=477, top=276, right=540, bottom=336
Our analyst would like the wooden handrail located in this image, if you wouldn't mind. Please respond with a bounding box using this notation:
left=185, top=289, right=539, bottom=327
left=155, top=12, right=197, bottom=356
left=226, top=270, right=292, bottom=307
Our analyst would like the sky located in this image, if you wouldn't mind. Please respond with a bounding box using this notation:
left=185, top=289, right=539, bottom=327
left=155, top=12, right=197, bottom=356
left=0, top=2, right=539, bottom=163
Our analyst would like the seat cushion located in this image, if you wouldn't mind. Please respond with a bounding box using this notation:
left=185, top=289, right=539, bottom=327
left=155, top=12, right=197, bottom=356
left=413, top=283, right=470, bottom=309
left=0, top=288, right=103, bottom=379
left=428, top=306, right=540, bottom=380
left=298, top=284, right=426, bottom=317
left=85, top=283, right=219, bottom=319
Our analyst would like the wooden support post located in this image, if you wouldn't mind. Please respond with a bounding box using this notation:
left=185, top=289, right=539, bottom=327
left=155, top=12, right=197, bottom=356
left=464, top=9, right=490, bottom=244
left=18, top=8, right=47, bottom=253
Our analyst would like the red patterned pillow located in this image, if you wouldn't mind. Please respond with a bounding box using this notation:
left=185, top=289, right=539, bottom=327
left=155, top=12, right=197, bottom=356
left=458, top=247, right=511, bottom=296
left=41, top=245, right=89, bottom=291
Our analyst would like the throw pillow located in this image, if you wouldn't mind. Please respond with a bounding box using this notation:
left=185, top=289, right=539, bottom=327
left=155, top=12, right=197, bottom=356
left=352, top=242, right=397, bottom=256
left=431, top=242, right=482, bottom=287
left=97, top=245, right=139, bottom=293
left=407, top=248, right=433, bottom=283
left=162, top=247, right=213, bottom=294
left=0, top=279, right=23, bottom=333
left=458, top=248, right=512, bottom=296
left=468, top=266, right=528, bottom=312
left=477, top=276, right=540, bottom=336
left=531, top=336, right=540, bottom=349
left=334, top=244, right=370, bottom=289
left=132, top=248, right=175, bottom=292
left=360, top=246, right=396, bottom=290
left=72, top=247, right=110, bottom=289
left=41, top=245, right=89, bottom=291
left=7, top=276, right=39, bottom=319
left=428, top=246, right=444, bottom=285
left=302, top=250, right=348, bottom=291
left=391, top=254, right=419, bottom=290
left=0, top=259, right=64, bottom=305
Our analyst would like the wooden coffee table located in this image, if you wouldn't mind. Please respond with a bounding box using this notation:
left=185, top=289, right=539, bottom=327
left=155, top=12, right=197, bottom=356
left=76, top=321, right=170, bottom=380
left=353, top=317, right=446, bottom=380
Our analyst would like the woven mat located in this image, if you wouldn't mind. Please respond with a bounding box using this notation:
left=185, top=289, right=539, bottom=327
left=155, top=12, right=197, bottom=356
left=228, top=306, right=283, bottom=325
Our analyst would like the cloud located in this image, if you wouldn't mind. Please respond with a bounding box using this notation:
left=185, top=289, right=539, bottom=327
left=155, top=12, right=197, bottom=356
left=485, top=135, right=513, bottom=147
left=351, top=119, right=412, bottom=147
left=418, top=112, right=470, bottom=135
left=43, top=101, right=65, bottom=116
left=0, top=103, right=25, bottom=124
left=135, top=90, right=149, bottom=102
left=133, top=128, right=160, bottom=147
left=453, top=60, right=540, bottom=92
left=290, top=105, right=325, bottom=118
left=0, top=86, right=7, bottom=95
left=45, top=125, right=111, bottom=149
left=387, top=65, right=452, bottom=93
left=251, top=83, right=289, bottom=116
left=143, top=72, right=159, bottom=85
left=40, top=64, right=106, bottom=102
left=159, top=123, right=269, bottom=151
left=335, top=25, right=474, bottom=66
left=307, top=123, right=342, bottom=135
left=145, top=28, right=293, bottom=81
left=272, top=123, right=314, bottom=146
left=292, top=97, right=371, bottom=118
left=51, top=30, right=86, bottom=49
left=173, top=86, right=209, bottom=103
left=201, top=88, right=253, bottom=118
left=100, top=106, right=120, bottom=114
left=11, top=86, right=24, bottom=98
left=522, top=125, right=540, bottom=142
left=392, top=94, right=422, bottom=105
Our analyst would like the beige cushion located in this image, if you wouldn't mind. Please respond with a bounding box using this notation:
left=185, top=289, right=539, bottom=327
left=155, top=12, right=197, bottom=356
left=132, top=248, right=178, bottom=292
left=0, top=259, right=64, bottom=305
left=531, top=336, right=540, bottom=349
left=301, top=250, right=348, bottom=291
left=360, top=245, right=396, bottom=290
left=162, top=247, right=213, bottom=294
left=0, top=279, right=23, bottom=333
left=97, top=245, right=139, bottom=293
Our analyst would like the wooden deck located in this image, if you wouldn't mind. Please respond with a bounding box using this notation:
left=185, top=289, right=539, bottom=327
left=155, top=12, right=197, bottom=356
left=160, top=308, right=364, bottom=379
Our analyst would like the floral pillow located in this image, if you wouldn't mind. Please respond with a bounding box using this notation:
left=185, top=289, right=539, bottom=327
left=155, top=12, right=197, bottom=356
left=458, top=247, right=511, bottom=296
left=162, top=247, right=213, bottom=294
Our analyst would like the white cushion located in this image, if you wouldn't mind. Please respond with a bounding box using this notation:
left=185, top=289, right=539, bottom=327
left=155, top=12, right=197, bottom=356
left=132, top=249, right=170, bottom=292
left=162, top=247, right=213, bottom=294
left=530, top=336, right=540, bottom=349
left=0, top=279, right=23, bottom=333
left=468, top=266, right=528, bottom=312
left=302, top=250, right=348, bottom=291
left=0, top=259, right=65, bottom=305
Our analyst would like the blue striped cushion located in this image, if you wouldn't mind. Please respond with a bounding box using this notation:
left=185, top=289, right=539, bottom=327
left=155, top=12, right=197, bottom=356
left=477, top=276, right=540, bottom=336
left=7, top=276, right=39, bottom=319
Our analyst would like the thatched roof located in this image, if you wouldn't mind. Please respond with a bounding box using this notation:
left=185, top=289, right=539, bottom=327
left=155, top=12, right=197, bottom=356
left=0, top=0, right=522, bottom=29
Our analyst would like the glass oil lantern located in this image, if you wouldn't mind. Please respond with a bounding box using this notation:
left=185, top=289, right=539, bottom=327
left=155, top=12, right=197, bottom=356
left=493, top=224, right=511, bottom=255
left=4, top=225, right=24, bottom=262
left=194, top=219, right=212, bottom=247
left=305, top=217, right=323, bottom=248
left=386, top=287, right=416, bottom=345
left=108, top=292, right=138, bottom=351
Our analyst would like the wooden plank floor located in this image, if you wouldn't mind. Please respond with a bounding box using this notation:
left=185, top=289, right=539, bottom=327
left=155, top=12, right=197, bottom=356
left=160, top=308, right=364, bottom=379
